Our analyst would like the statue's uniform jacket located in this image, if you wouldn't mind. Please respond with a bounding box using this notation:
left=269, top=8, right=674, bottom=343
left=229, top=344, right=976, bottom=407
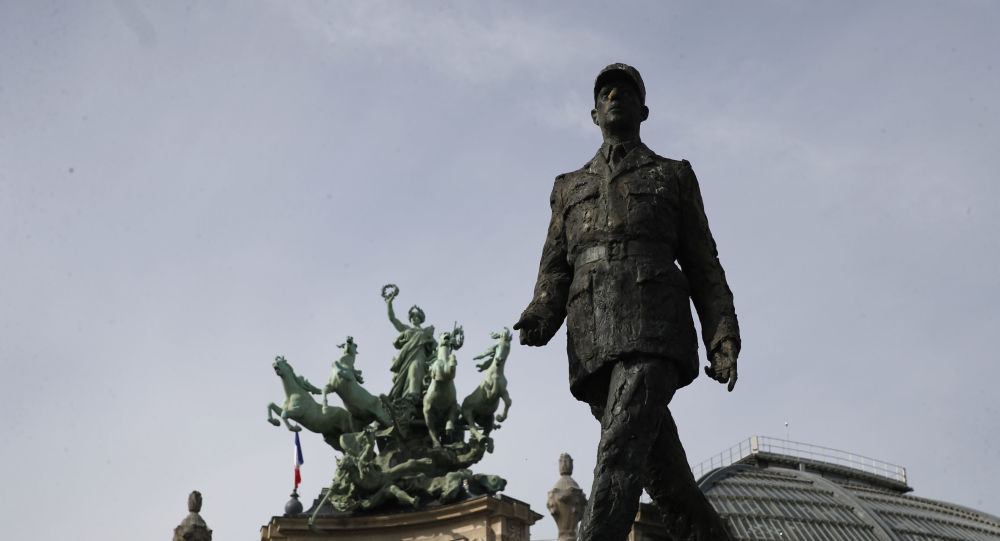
left=523, top=143, right=740, bottom=401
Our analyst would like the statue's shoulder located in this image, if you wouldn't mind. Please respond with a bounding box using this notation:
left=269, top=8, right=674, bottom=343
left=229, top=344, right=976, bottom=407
left=645, top=151, right=696, bottom=179
left=546, top=162, right=591, bottom=207
left=674, top=157, right=693, bottom=169
left=665, top=155, right=693, bottom=171
left=553, top=156, right=598, bottom=187
left=642, top=146, right=687, bottom=168
left=555, top=163, right=589, bottom=181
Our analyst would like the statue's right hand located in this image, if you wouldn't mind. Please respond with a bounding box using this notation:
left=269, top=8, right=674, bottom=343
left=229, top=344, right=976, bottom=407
left=513, top=313, right=545, bottom=346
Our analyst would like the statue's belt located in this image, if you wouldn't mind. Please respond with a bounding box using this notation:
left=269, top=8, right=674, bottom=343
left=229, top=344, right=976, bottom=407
left=574, top=241, right=672, bottom=266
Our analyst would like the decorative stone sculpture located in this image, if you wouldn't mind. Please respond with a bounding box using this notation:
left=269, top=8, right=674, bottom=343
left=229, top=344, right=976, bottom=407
left=547, top=454, right=587, bottom=541
left=173, top=491, right=212, bottom=541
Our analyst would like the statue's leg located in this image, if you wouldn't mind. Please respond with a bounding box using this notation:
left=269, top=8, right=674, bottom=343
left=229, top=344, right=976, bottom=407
left=267, top=403, right=281, bottom=426
left=578, top=358, right=674, bottom=541
left=643, top=411, right=734, bottom=540
left=424, top=405, right=442, bottom=447
left=308, top=488, right=333, bottom=535
left=386, top=484, right=419, bottom=507
left=373, top=395, right=393, bottom=426
left=462, top=397, right=484, bottom=440
left=356, top=485, right=415, bottom=510
left=280, top=410, right=301, bottom=432
left=407, top=359, right=425, bottom=399
left=482, top=414, right=494, bottom=437
left=445, top=404, right=458, bottom=441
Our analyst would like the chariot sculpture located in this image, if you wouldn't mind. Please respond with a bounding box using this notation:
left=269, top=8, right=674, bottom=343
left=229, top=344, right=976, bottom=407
left=265, top=284, right=514, bottom=528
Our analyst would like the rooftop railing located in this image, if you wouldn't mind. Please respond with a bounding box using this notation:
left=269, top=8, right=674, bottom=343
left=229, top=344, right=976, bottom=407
left=691, top=435, right=908, bottom=485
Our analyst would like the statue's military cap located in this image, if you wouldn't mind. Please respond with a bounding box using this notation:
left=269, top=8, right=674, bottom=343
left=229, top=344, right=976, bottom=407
left=594, top=63, right=646, bottom=104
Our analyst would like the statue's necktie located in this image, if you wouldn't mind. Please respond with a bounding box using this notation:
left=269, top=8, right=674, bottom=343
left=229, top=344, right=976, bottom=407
left=609, top=145, right=627, bottom=169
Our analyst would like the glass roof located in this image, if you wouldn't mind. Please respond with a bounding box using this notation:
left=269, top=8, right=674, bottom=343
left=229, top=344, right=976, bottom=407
left=699, top=461, right=1000, bottom=540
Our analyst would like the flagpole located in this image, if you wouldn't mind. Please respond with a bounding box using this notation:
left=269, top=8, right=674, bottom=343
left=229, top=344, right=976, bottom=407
left=285, top=433, right=304, bottom=516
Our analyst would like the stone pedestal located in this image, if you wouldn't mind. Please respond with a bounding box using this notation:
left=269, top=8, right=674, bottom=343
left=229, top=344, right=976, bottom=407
left=260, top=495, right=542, bottom=541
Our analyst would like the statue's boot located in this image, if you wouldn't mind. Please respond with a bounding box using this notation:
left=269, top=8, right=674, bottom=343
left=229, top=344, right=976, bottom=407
left=643, top=412, right=734, bottom=540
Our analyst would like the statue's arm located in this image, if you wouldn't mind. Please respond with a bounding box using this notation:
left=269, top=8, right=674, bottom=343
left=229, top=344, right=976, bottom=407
left=386, top=299, right=407, bottom=332
left=675, top=160, right=741, bottom=384
left=515, top=177, right=571, bottom=346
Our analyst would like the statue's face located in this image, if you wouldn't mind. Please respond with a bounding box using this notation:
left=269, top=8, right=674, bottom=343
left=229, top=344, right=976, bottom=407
left=592, top=76, right=646, bottom=131
left=409, top=306, right=425, bottom=326
left=273, top=356, right=290, bottom=376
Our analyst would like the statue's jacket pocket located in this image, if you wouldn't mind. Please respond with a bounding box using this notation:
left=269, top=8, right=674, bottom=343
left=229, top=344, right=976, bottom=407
left=565, top=270, right=596, bottom=364
left=634, top=261, right=699, bottom=375
left=623, top=174, right=679, bottom=239
left=562, top=179, right=600, bottom=243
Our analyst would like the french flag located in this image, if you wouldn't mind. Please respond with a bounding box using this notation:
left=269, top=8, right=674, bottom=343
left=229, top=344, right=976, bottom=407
left=294, top=432, right=304, bottom=489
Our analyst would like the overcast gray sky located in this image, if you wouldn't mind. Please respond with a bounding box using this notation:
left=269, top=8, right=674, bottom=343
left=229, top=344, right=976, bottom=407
left=2, top=1, right=999, bottom=539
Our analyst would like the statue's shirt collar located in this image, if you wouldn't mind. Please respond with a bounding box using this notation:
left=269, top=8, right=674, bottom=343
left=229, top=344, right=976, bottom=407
left=600, top=139, right=641, bottom=162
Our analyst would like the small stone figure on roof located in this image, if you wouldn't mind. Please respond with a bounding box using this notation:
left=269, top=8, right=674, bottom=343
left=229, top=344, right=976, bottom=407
left=173, top=491, right=212, bottom=541
left=547, top=454, right=587, bottom=541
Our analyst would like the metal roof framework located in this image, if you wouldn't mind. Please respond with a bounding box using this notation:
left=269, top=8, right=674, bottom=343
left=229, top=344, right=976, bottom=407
left=695, top=437, right=1000, bottom=541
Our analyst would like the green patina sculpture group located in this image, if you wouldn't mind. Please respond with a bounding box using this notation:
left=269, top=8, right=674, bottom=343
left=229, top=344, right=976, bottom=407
left=266, top=284, right=513, bottom=525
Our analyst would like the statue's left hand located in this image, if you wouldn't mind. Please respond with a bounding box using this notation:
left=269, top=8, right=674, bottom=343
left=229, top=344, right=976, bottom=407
left=706, top=339, right=738, bottom=392
left=514, top=313, right=550, bottom=346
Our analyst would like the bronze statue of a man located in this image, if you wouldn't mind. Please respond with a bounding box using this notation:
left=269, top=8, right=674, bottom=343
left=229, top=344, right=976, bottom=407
left=515, top=63, right=740, bottom=540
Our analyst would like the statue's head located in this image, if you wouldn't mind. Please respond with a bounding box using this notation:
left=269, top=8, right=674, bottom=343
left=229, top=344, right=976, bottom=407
left=591, top=63, right=649, bottom=133
left=438, top=331, right=453, bottom=347
left=559, top=453, right=573, bottom=476
left=497, top=327, right=513, bottom=343
left=409, top=305, right=426, bottom=326
left=273, top=356, right=291, bottom=376
left=338, top=336, right=358, bottom=355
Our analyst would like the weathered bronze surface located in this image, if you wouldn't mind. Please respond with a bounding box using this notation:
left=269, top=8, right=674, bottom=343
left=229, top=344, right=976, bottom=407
left=461, top=327, right=513, bottom=443
left=516, top=63, right=740, bottom=540
left=265, top=284, right=513, bottom=530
